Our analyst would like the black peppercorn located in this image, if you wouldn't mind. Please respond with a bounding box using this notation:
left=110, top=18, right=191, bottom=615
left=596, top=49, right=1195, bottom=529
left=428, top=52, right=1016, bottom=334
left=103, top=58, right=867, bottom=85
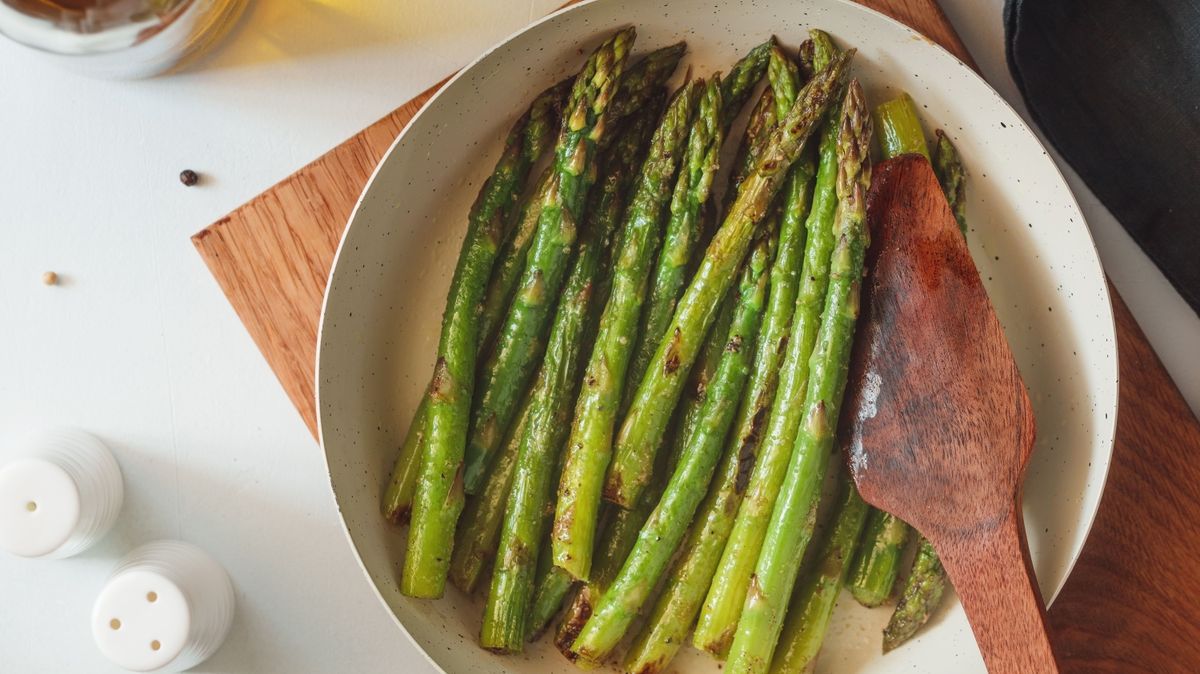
left=179, top=169, right=200, bottom=186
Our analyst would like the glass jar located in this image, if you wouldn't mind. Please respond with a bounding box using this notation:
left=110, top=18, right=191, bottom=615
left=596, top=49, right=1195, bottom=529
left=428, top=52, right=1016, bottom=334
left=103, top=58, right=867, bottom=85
left=0, top=0, right=248, bottom=78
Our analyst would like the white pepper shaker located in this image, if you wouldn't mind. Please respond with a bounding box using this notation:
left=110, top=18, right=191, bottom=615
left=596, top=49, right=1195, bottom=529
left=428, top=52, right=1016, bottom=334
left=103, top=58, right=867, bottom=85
left=93, top=540, right=235, bottom=672
left=0, top=427, right=124, bottom=558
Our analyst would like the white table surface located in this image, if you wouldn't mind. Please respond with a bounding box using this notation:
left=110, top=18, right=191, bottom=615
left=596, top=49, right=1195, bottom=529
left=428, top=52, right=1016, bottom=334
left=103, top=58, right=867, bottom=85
left=2, top=1, right=1197, bottom=672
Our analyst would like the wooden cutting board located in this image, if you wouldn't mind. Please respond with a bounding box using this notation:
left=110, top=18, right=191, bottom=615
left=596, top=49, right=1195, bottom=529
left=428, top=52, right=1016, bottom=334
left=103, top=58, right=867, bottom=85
left=191, top=1, right=1200, bottom=669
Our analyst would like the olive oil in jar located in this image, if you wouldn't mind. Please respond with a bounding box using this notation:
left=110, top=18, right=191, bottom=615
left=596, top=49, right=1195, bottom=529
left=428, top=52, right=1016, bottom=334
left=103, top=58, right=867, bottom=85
left=0, top=0, right=248, bottom=78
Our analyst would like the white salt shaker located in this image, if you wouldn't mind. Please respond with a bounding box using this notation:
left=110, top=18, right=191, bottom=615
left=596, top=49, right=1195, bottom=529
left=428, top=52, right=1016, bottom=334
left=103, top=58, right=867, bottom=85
left=0, top=427, right=124, bottom=558
left=93, top=540, right=235, bottom=672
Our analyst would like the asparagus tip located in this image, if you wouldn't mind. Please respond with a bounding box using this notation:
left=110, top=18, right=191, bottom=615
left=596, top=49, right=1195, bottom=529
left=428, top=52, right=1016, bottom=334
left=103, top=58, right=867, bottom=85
left=809, top=27, right=835, bottom=46
left=798, top=39, right=816, bottom=78
left=836, top=78, right=872, bottom=202
left=882, top=628, right=904, bottom=654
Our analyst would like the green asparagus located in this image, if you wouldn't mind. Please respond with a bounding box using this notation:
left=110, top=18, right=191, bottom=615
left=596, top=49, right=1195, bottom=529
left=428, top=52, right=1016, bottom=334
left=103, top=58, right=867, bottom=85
left=526, top=103, right=668, bottom=638
left=767, top=45, right=800, bottom=118
left=768, top=46, right=819, bottom=267
left=477, top=171, right=552, bottom=353
left=479, top=44, right=687, bottom=380
left=476, top=43, right=687, bottom=354
left=452, top=101, right=662, bottom=595
left=479, top=269, right=597, bottom=652
left=872, top=92, right=929, bottom=160
left=721, top=88, right=778, bottom=217
left=724, top=79, right=872, bottom=674
left=605, top=43, right=687, bottom=137
left=556, top=281, right=737, bottom=661
left=707, top=38, right=776, bottom=236
left=395, top=45, right=680, bottom=588
left=883, top=537, right=947, bottom=652
left=551, top=79, right=703, bottom=581
left=604, top=48, right=854, bottom=510
left=847, top=509, right=910, bottom=607
left=530, top=565, right=576, bottom=640
left=381, top=80, right=565, bottom=527
left=693, top=34, right=848, bottom=658
left=622, top=77, right=725, bottom=417
left=449, top=393, right=531, bottom=594
left=479, top=79, right=648, bottom=653
left=380, top=395, right=429, bottom=525
left=405, top=28, right=635, bottom=599
left=583, top=53, right=806, bottom=662
left=572, top=219, right=775, bottom=665
left=797, top=38, right=815, bottom=80
left=769, top=475, right=870, bottom=673
left=570, top=237, right=745, bottom=664
left=720, top=39, right=775, bottom=130
left=585, top=71, right=751, bottom=594
left=934, top=129, right=967, bottom=233
left=881, top=129, right=966, bottom=650
left=456, top=27, right=636, bottom=503
left=601, top=286, right=736, bottom=584
left=809, top=30, right=838, bottom=85
left=626, top=41, right=822, bottom=671
left=764, top=43, right=819, bottom=332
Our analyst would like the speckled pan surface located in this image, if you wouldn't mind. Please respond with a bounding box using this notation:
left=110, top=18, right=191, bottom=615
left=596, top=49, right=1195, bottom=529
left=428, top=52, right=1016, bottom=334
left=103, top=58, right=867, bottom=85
left=316, top=0, right=1117, bottom=671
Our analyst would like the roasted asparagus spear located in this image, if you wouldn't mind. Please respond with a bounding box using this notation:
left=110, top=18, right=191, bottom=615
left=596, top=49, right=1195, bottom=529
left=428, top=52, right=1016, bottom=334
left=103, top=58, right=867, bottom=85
left=725, top=79, right=872, bottom=674
left=571, top=214, right=776, bottom=665
left=479, top=78, right=658, bottom=653
left=604, top=48, right=854, bottom=510
left=551, top=78, right=704, bottom=581
left=381, top=81, right=566, bottom=526
left=404, top=28, right=636, bottom=599
left=693, top=33, right=847, bottom=657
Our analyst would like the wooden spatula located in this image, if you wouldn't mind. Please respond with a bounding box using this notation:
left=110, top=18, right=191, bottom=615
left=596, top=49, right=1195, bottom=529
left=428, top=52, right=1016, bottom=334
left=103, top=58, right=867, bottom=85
left=842, top=154, right=1059, bottom=672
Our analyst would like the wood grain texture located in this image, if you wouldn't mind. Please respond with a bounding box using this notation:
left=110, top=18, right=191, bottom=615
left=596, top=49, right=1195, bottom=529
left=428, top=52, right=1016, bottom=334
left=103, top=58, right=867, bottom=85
left=850, top=155, right=1057, bottom=673
left=193, top=77, right=446, bottom=433
left=191, top=0, right=1200, bottom=669
left=1048, top=288, right=1200, bottom=673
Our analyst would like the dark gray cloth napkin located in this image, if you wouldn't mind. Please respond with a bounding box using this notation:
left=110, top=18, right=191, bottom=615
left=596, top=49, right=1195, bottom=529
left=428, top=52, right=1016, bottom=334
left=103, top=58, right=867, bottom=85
left=1005, top=0, right=1200, bottom=314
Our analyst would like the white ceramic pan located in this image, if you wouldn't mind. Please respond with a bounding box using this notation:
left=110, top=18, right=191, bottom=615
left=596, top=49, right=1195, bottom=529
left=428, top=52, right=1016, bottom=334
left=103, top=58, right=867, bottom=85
left=317, top=1, right=1118, bottom=671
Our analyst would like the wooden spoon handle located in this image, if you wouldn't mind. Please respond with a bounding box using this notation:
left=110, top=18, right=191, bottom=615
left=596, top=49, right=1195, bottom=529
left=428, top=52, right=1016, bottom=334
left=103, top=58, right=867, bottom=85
left=937, top=505, right=1059, bottom=673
